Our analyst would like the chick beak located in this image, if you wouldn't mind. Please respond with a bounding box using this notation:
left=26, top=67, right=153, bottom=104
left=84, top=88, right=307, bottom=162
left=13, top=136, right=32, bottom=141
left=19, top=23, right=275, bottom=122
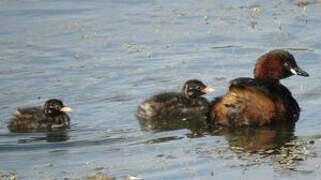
left=290, top=67, right=309, bottom=77
left=201, top=87, right=215, bottom=94
left=60, top=107, right=72, bottom=112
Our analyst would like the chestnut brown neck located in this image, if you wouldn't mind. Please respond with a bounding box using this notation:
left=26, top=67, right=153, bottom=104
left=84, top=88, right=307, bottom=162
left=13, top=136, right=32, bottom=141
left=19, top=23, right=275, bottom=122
left=254, top=55, right=283, bottom=81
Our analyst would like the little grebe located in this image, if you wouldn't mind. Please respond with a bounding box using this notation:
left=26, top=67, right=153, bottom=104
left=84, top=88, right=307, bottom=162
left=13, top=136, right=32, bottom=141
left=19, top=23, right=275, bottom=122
left=8, top=99, right=72, bottom=132
left=136, top=80, right=214, bottom=120
left=210, top=49, right=309, bottom=127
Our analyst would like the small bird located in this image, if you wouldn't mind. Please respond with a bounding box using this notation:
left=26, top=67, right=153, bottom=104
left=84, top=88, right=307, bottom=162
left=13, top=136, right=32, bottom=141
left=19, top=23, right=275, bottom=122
left=8, top=99, right=72, bottom=132
left=210, top=49, right=309, bottom=127
left=136, top=80, right=215, bottom=121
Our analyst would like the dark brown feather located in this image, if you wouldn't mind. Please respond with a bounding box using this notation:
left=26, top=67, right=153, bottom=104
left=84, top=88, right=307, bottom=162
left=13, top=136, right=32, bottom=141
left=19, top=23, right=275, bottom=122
left=136, top=80, right=212, bottom=121
left=136, top=92, right=209, bottom=120
left=210, top=78, right=299, bottom=127
left=8, top=100, right=70, bottom=132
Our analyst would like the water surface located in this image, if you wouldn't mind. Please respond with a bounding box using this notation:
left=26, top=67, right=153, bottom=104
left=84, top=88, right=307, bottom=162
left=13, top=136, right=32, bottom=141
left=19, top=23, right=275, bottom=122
left=1, top=0, right=321, bottom=179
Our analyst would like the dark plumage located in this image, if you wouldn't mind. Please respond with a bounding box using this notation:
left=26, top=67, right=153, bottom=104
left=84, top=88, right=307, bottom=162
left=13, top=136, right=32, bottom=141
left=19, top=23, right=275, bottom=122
left=210, top=49, right=309, bottom=127
left=136, top=80, right=214, bottom=121
left=8, top=99, right=72, bottom=132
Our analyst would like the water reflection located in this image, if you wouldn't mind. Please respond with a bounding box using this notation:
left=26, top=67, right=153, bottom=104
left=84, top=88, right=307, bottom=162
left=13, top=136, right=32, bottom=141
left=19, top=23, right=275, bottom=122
left=208, top=125, right=315, bottom=172
left=137, top=114, right=296, bottom=153
left=213, top=126, right=295, bottom=152
left=17, top=131, right=70, bottom=143
left=137, top=114, right=297, bottom=151
left=138, top=115, right=315, bottom=171
left=137, top=115, right=209, bottom=134
left=144, top=136, right=184, bottom=144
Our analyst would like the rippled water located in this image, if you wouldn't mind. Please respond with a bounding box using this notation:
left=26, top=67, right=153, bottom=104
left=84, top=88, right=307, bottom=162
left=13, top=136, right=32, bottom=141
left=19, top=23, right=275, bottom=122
left=1, top=0, right=321, bottom=179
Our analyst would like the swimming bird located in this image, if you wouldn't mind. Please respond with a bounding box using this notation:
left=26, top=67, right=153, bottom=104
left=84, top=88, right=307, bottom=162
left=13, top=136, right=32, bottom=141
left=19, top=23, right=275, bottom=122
left=8, top=99, right=72, bottom=132
left=136, top=80, right=214, bottom=121
left=210, top=49, right=309, bottom=127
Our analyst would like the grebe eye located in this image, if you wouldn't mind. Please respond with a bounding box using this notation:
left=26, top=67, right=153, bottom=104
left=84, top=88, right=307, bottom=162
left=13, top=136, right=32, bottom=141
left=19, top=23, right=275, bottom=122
left=284, top=62, right=289, bottom=67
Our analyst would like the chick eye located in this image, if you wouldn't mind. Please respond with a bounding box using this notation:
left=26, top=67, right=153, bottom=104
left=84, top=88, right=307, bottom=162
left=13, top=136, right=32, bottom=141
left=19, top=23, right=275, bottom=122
left=284, top=62, right=289, bottom=67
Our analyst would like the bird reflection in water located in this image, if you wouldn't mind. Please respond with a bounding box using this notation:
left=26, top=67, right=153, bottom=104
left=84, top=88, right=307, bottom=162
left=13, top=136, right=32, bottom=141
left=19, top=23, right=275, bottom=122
left=212, top=125, right=295, bottom=152
left=137, top=115, right=315, bottom=171
left=211, top=125, right=316, bottom=173
left=17, top=131, right=70, bottom=143
left=137, top=115, right=209, bottom=135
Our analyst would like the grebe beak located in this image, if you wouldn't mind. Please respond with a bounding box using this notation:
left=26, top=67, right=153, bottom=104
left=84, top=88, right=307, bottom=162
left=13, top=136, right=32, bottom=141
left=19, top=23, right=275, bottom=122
left=201, top=87, right=215, bottom=93
left=60, top=107, right=72, bottom=112
left=290, top=67, right=309, bottom=77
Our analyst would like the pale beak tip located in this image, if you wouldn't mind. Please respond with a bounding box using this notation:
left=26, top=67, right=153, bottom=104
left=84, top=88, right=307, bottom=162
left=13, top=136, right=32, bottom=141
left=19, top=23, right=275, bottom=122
left=202, top=87, right=215, bottom=93
left=291, top=67, right=309, bottom=77
left=60, top=107, right=72, bottom=112
left=290, top=68, right=298, bottom=75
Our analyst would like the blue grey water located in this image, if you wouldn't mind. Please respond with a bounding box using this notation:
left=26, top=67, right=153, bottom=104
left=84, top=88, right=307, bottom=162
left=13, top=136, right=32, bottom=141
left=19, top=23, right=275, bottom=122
left=0, top=0, right=321, bottom=179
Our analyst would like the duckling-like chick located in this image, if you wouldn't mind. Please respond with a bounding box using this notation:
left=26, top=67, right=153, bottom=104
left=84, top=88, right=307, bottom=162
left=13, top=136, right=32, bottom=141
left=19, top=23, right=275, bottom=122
left=136, top=80, right=214, bottom=121
left=8, top=99, right=72, bottom=132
